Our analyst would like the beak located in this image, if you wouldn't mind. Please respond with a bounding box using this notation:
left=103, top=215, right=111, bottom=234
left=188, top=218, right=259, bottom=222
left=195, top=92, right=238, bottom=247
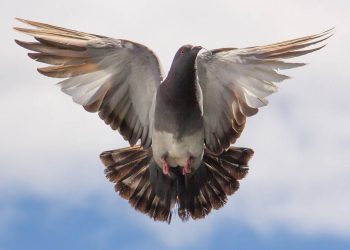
left=192, top=45, right=203, bottom=52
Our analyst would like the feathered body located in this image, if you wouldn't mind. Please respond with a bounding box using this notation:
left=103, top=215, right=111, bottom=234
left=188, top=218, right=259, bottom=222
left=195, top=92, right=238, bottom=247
left=14, top=18, right=332, bottom=222
left=153, top=45, right=204, bottom=171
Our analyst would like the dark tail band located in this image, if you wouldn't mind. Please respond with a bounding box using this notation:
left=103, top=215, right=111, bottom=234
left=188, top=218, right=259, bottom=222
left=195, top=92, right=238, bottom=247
left=100, top=145, right=254, bottom=223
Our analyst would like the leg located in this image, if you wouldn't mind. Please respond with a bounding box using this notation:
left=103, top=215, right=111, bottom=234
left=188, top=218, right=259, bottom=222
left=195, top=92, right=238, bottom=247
left=182, top=158, right=192, bottom=175
left=161, top=158, right=170, bottom=176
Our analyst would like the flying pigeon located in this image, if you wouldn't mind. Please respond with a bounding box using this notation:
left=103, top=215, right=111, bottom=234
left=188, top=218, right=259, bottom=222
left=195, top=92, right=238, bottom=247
left=14, top=18, right=333, bottom=223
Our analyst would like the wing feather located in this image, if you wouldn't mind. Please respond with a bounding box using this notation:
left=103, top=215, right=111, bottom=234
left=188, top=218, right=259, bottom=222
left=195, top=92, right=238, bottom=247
left=15, top=18, right=163, bottom=147
left=196, top=29, right=333, bottom=154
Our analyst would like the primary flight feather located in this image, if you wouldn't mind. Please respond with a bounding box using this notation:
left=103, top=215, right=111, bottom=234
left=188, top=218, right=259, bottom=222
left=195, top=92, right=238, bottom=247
left=14, top=18, right=333, bottom=222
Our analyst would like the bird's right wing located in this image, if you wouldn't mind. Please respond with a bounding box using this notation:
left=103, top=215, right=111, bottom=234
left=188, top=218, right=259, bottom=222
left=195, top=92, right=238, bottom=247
left=15, top=18, right=163, bottom=147
left=196, top=29, right=333, bottom=154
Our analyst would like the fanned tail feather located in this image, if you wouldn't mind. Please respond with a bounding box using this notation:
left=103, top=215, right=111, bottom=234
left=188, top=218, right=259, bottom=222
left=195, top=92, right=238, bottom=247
left=100, top=146, right=173, bottom=223
left=100, top=145, right=254, bottom=223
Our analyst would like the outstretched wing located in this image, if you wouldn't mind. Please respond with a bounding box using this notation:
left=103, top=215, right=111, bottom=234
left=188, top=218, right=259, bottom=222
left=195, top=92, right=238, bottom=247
left=15, top=18, right=163, bottom=147
left=196, top=29, right=333, bottom=154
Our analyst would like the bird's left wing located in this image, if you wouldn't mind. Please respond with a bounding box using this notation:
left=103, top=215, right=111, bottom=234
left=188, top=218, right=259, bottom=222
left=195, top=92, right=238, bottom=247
left=15, top=18, right=163, bottom=147
left=196, top=29, right=333, bottom=154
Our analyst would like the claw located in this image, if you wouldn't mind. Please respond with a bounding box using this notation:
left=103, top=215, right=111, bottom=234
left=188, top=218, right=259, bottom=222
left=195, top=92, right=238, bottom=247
left=161, top=158, right=170, bottom=176
left=182, top=158, right=192, bottom=175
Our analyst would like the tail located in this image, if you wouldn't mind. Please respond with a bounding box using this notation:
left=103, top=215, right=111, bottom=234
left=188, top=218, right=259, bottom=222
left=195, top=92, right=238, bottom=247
left=100, top=145, right=254, bottom=223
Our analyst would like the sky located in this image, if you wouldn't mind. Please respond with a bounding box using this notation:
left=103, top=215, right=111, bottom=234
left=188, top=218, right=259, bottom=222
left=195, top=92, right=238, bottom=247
left=1, top=0, right=350, bottom=249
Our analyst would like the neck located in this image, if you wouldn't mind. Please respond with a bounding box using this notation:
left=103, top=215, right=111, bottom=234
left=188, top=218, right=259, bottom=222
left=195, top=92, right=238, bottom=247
left=165, top=63, right=196, bottom=90
left=160, top=64, right=198, bottom=106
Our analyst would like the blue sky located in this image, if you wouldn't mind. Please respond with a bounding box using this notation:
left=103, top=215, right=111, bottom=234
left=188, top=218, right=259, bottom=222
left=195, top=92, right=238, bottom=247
left=1, top=0, right=350, bottom=249
left=2, top=198, right=350, bottom=250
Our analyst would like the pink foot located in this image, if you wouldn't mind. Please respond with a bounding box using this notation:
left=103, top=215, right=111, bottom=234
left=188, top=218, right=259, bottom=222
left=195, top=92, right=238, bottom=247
left=161, top=158, right=170, bottom=176
left=182, top=158, right=192, bottom=175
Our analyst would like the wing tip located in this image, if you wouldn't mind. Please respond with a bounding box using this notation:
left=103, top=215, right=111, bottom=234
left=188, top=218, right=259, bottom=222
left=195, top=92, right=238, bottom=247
left=36, top=67, right=45, bottom=74
left=15, top=17, right=42, bottom=28
left=27, top=52, right=38, bottom=60
left=37, top=67, right=53, bottom=77
left=14, top=18, right=34, bottom=31
left=15, top=17, right=26, bottom=23
left=313, top=28, right=335, bottom=44
left=13, top=26, right=23, bottom=33
left=14, top=39, right=26, bottom=48
left=322, top=27, right=336, bottom=36
left=13, top=27, right=35, bottom=36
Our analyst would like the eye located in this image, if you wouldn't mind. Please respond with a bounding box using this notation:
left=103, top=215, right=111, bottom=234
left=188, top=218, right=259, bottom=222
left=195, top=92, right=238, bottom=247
left=180, top=49, right=185, bottom=55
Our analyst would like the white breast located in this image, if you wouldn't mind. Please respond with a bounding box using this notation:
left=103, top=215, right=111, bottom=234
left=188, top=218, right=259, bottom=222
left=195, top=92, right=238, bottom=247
left=152, top=129, right=204, bottom=169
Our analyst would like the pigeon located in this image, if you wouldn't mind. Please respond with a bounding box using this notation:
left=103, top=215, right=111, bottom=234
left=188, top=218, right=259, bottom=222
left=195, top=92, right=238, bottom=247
left=14, top=18, right=333, bottom=223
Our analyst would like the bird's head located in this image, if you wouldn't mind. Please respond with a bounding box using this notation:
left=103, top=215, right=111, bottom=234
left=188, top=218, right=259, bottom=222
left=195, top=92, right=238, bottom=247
left=176, top=44, right=203, bottom=58
left=168, top=45, right=203, bottom=78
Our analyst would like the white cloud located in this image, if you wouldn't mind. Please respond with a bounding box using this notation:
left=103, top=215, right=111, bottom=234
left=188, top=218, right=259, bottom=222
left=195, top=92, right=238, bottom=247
left=1, top=0, right=350, bottom=247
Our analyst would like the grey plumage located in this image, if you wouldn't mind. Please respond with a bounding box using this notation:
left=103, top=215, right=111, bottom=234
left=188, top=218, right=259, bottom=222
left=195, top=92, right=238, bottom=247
left=14, top=18, right=333, bottom=222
